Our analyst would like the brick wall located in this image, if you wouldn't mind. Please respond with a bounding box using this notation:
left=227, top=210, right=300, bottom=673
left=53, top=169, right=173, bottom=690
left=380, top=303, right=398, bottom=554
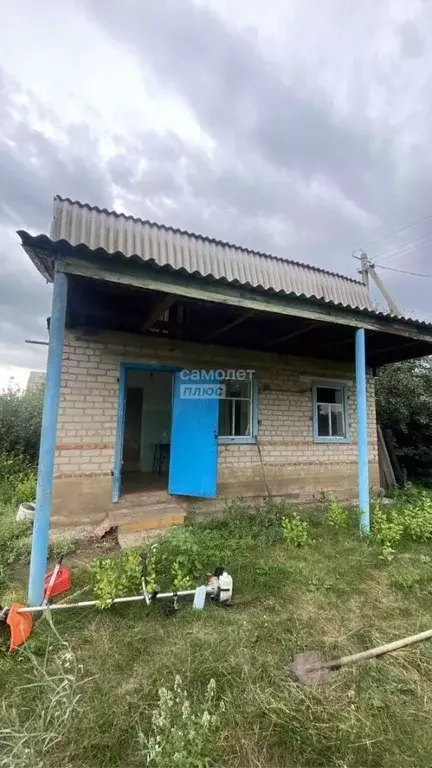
left=52, top=329, right=379, bottom=523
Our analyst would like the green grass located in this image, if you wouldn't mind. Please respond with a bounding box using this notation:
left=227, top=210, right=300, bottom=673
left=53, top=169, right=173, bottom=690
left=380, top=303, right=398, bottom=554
left=2, top=498, right=432, bottom=766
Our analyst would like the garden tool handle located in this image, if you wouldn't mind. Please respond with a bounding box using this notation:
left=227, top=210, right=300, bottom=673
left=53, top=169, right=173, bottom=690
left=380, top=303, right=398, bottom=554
left=42, top=555, right=64, bottom=606
left=320, top=627, right=432, bottom=672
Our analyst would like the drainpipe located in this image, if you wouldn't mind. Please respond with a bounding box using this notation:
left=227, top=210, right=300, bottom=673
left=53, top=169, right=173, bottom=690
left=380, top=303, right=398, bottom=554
left=28, top=268, right=68, bottom=606
left=355, top=328, right=370, bottom=533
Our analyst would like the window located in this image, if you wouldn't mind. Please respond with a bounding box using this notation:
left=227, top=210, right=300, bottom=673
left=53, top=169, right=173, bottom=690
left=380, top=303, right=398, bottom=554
left=312, top=382, right=349, bottom=442
left=218, top=378, right=257, bottom=443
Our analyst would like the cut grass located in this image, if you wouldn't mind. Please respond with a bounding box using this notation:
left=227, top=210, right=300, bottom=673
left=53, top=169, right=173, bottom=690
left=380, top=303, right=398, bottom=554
left=1, top=501, right=432, bottom=766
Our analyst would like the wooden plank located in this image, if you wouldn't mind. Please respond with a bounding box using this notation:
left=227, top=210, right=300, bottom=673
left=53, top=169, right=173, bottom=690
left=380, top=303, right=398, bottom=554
left=377, top=426, right=396, bottom=489
left=57, top=254, right=432, bottom=343
left=367, top=339, right=420, bottom=358
left=206, top=311, right=254, bottom=341
left=141, top=294, right=176, bottom=332
left=266, top=323, right=318, bottom=347
left=382, top=428, right=404, bottom=485
left=118, top=513, right=185, bottom=534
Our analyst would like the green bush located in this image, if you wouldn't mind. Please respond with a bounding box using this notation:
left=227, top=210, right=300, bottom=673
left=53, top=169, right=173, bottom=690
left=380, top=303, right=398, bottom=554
left=0, top=383, right=43, bottom=463
left=0, top=506, right=32, bottom=568
left=152, top=527, right=202, bottom=589
left=0, top=454, right=37, bottom=505
left=281, top=513, right=312, bottom=547
left=390, top=569, right=423, bottom=590
left=371, top=487, right=432, bottom=562
left=371, top=502, right=403, bottom=562
left=399, top=490, right=432, bottom=541
left=197, top=497, right=288, bottom=548
left=326, top=494, right=349, bottom=529
left=90, top=550, right=143, bottom=608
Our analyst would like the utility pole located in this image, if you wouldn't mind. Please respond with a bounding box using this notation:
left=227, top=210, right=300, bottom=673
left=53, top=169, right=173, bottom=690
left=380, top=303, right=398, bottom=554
left=353, top=251, right=402, bottom=315
left=360, top=252, right=369, bottom=288
left=368, top=264, right=402, bottom=316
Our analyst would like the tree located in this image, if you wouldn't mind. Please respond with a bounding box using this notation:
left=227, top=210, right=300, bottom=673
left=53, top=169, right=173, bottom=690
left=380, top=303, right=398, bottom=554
left=0, top=382, right=43, bottom=463
left=375, top=358, right=432, bottom=483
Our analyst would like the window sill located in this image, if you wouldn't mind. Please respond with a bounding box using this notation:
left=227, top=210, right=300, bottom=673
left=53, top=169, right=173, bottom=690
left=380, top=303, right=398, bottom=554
left=218, top=436, right=257, bottom=445
left=313, top=436, right=351, bottom=444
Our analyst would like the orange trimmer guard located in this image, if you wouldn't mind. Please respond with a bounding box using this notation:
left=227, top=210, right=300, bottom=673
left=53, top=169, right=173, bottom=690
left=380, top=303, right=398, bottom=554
left=6, top=603, right=33, bottom=652
left=44, top=566, right=72, bottom=599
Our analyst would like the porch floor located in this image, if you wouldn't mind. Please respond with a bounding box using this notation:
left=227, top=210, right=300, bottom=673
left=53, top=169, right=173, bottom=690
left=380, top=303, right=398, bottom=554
left=109, top=473, right=185, bottom=534
left=121, top=471, right=168, bottom=495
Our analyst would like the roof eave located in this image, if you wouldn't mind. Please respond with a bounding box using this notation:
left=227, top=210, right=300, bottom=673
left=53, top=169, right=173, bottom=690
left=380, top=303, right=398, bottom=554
left=17, top=231, right=432, bottom=347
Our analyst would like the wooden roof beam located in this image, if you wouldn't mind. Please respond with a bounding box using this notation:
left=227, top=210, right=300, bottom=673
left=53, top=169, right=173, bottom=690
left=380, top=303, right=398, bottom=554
left=141, top=294, right=176, bottom=332
left=205, top=311, right=254, bottom=342
left=367, top=338, right=421, bottom=358
left=55, top=253, right=432, bottom=345
left=266, top=323, right=319, bottom=347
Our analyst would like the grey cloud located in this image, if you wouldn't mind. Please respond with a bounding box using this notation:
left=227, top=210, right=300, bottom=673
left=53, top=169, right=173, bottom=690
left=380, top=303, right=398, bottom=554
left=81, top=0, right=395, bottom=217
left=0, top=67, right=115, bottom=368
left=78, top=0, right=432, bottom=318
left=398, top=19, right=425, bottom=58
left=0, top=68, right=114, bottom=232
left=0, top=234, right=51, bottom=369
left=2, top=0, right=432, bottom=381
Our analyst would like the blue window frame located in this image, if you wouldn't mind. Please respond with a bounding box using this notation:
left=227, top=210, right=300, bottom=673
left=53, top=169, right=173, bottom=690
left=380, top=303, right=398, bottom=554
left=218, top=376, right=258, bottom=445
left=312, top=380, right=350, bottom=444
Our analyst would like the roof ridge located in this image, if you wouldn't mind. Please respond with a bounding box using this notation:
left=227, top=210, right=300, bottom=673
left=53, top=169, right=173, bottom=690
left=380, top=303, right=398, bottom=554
left=54, top=195, right=366, bottom=288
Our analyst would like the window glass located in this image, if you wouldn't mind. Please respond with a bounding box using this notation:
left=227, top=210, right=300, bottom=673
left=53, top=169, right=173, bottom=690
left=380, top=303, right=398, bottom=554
left=218, top=377, right=253, bottom=438
left=234, top=399, right=251, bottom=436
left=224, top=380, right=251, bottom=399
left=218, top=399, right=232, bottom=436
left=330, top=405, right=344, bottom=437
left=317, top=404, right=330, bottom=437
left=316, top=387, right=343, bottom=405
left=315, top=385, right=347, bottom=439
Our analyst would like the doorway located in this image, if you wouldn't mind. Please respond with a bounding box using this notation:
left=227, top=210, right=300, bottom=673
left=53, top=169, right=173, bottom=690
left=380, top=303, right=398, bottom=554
left=113, top=365, right=220, bottom=502
left=120, top=368, right=173, bottom=496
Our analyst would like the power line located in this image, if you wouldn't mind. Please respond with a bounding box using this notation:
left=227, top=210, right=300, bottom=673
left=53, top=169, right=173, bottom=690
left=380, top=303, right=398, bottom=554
left=382, top=241, right=431, bottom=267
left=374, top=264, right=432, bottom=278
left=373, top=234, right=430, bottom=263
left=353, top=212, right=432, bottom=255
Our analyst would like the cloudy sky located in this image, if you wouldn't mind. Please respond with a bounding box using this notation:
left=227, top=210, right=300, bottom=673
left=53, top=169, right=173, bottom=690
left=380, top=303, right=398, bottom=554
left=1, top=0, right=432, bottom=389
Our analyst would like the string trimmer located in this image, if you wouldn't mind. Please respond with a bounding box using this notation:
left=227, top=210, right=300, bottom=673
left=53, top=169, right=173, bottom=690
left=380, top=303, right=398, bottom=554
left=1, top=564, right=233, bottom=652
left=289, top=627, right=432, bottom=685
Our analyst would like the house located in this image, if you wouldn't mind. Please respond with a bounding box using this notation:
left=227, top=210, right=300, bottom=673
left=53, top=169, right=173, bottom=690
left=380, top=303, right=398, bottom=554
left=18, top=195, right=432, bottom=604
left=26, top=371, right=45, bottom=392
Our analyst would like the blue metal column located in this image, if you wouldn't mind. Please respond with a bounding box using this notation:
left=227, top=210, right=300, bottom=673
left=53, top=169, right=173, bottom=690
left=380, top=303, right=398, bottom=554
left=355, top=328, right=370, bottom=533
left=28, top=268, right=68, bottom=605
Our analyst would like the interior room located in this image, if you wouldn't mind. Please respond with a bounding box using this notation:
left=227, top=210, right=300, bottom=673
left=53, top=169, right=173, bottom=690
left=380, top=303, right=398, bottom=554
left=121, top=369, right=173, bottom=495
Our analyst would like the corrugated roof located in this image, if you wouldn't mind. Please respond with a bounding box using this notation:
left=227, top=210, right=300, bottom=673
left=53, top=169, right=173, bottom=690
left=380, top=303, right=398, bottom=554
left=46, top=196, right=372, bottom=312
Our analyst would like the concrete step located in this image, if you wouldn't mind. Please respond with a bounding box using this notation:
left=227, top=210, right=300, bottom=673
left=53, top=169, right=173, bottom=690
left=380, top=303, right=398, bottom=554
left=110, top=502, right=186, bottom=533
left=51, top=514, right=105, bottom=528
left=114, top=490, right=173, bottom=509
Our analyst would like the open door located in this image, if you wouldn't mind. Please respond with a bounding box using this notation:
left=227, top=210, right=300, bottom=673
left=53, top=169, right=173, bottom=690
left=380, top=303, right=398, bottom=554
left=112, top=365, right=127, bottom=502
left=168, top=373, right=219, bottom=497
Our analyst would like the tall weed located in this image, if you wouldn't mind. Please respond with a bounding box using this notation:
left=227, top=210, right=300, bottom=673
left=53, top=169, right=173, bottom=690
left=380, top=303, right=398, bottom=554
left=137, top=675, right=224, bottom=768
left=0, top=642, right=85, bottom=768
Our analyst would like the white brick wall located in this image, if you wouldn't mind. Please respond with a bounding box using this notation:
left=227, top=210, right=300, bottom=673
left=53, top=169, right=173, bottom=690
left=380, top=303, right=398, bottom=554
left=54, top=330, right=378, bottom=486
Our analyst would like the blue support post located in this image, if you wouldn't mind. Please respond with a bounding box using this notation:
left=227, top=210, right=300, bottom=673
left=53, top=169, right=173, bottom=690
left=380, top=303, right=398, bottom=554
left=355, top=328, right=370, bottom=534
left=28, top=269, right=68, bottom=605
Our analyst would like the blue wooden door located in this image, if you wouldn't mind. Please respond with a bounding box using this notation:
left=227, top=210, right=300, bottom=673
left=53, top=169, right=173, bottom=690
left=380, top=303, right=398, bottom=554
left=168, top=373, right=219, bottom=497
left=112, top=365, right=127, bottom=502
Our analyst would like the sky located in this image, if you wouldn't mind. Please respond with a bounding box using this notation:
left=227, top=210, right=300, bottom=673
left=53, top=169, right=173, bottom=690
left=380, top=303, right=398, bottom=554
left=1, top=0, right=432, bottom=390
